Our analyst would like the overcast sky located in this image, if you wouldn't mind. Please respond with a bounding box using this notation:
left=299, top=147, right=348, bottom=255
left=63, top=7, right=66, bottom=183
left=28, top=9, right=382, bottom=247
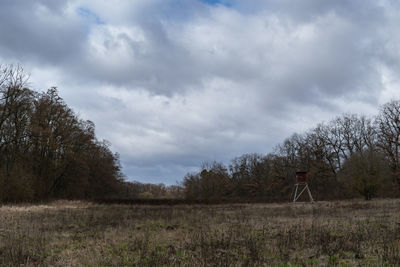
left=1, top=0, right=400, bottom=184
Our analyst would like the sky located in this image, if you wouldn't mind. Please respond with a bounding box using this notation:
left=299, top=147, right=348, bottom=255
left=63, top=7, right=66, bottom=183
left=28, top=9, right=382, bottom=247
left=1, top=0, right=400, bottom=184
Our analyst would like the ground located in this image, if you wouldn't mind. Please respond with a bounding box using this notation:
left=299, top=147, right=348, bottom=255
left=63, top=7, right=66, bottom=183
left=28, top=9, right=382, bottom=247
left=0, top=199, right=399, bottom=266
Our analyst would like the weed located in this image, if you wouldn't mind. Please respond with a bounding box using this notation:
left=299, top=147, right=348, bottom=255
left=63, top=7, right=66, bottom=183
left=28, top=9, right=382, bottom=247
left=0, top=199, right=398, bottom=265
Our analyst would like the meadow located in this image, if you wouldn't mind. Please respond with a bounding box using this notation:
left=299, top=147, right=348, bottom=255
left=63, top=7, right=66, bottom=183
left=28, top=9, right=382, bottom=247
left=0, top=199, right=399, bottom=266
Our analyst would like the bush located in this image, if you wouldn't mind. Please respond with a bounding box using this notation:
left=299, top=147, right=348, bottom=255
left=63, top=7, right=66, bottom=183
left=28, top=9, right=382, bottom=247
left=339, top=149, right=391, bottom=200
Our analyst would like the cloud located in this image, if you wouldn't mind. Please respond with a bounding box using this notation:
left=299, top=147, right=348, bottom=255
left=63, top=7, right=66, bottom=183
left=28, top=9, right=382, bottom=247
left=0, top=1, right=86, bottom=64
left=0, top=0, right=399, bottom=184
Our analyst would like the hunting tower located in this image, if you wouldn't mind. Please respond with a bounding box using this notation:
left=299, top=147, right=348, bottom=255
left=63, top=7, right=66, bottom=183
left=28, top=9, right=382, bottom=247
left=292, top=171, right=314, bottom=203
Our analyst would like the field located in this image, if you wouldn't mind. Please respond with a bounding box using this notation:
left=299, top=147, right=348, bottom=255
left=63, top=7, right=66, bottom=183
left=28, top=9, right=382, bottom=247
left=0, top=199, right=400, bottom=266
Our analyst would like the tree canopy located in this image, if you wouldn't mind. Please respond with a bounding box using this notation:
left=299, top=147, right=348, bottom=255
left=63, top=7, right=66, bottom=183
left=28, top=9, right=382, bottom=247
left=0, top=65, right=124, bottom=201
left=184, top=108, right=400, bottom=201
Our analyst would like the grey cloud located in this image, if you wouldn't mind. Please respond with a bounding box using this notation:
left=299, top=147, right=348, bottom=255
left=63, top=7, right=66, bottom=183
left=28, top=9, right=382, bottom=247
left=232, top=0, right=386, bottom=24
left=1, top=0, right=399, bottom=183
left=0, top=0, right=86, bottom=64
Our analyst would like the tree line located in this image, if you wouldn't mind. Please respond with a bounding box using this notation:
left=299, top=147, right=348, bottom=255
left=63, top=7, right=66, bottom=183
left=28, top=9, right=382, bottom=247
left=4, top=63, right=400, bottom=203
left=120, top=181, right=184, bottom=199
left=0, top=65, right=125, bottom=201
left=183, top=101, right=400, bottom=201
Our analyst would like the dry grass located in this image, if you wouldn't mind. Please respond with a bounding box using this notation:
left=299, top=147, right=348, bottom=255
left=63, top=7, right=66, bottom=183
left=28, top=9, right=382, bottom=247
left=0, top=199, right=399, bottom=266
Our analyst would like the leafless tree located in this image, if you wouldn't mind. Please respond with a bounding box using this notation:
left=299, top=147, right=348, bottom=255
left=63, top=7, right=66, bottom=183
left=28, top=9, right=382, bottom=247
left=375, top=100, right=400, bottom=185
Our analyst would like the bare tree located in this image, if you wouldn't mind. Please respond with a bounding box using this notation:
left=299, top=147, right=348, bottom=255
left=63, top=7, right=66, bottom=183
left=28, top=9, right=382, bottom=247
left=339, top=149, right=390, bottom=200
left=375, top=100, right=400, bottom=186
left=0, top=65, right=124, bottom=201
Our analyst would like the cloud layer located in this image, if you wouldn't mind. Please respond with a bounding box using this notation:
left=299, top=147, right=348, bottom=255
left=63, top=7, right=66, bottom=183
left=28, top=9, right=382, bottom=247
left=1, top=0, right=400, bottom=184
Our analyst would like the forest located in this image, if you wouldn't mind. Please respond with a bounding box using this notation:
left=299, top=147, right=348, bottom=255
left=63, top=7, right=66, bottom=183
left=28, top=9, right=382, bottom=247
left=2, top=64, right=400, bottom=202
left=183, top=101, right=400, bottom=201
left=0, top=65, right=125, bottom=201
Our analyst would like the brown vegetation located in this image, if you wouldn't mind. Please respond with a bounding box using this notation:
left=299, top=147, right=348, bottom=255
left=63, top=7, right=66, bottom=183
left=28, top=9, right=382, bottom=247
left=184, top=109, right=400, bottom=202
left=0, top=65, right=123, bottom=201
left=0, top=199, right=400, bottom=266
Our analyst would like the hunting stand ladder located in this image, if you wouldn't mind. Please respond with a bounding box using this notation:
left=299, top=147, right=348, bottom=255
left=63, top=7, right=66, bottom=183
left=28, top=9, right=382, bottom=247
left=292, top=171, right=314, bottom=203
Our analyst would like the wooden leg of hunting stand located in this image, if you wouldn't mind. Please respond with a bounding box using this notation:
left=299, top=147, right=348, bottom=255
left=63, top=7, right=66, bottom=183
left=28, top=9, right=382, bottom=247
left=293, top=183, right=298, bottom=202
left=306, top=184, right=314, bottom=202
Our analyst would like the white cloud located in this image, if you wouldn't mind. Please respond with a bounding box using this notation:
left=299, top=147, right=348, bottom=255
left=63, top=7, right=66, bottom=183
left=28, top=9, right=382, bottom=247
left=1, top=0, right=400, bottom=183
